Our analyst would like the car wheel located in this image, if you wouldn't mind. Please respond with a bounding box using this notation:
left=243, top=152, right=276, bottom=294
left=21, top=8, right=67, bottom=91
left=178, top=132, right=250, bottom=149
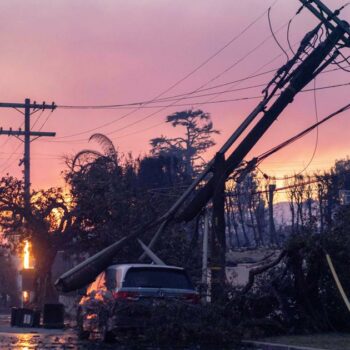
left=77, top=308, right=90, bottom=340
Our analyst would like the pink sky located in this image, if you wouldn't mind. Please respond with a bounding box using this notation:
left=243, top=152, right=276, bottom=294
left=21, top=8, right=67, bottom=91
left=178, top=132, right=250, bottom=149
left=1, top=0, right=350, bottom=190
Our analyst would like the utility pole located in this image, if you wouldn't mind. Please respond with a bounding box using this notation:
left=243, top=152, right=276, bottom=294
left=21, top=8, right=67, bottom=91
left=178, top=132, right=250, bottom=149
left=202, top=208, right=209, bottom=285
left=268, top=184, right=277, bottom=246
left=178, top=23, right=347, bottom=223
left=55, top=1, right=350, bottom=294
left=211, top=153, right=226, bottom=301
left=202, top=208, right=209, bottom=302
left=0, top=99, right=56, bottom=216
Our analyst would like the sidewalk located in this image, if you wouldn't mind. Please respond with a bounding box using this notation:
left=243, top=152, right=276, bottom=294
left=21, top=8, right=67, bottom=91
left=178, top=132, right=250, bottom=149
left=0, top=313, right=70, bottom=335
left=243, top=340, right=326, bottom=350
left=243, top=333, right=350, bottom=350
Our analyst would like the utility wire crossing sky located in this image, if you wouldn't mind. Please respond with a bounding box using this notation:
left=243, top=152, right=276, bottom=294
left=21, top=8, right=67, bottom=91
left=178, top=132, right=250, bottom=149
left=0, top=0, right=350, bottom=190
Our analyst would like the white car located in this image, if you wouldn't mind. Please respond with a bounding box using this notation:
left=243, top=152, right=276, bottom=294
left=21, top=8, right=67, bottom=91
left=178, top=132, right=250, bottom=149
left=77, top=264, right=199, bottom=341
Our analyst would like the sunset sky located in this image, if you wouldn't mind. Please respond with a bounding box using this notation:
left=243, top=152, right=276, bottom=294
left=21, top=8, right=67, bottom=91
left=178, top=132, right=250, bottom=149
left=1, top=0, right=350, bottom=195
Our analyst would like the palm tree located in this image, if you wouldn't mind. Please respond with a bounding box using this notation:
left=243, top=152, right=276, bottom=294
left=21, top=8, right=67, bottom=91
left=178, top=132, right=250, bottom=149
left=72, top=133, right=118, bottom=169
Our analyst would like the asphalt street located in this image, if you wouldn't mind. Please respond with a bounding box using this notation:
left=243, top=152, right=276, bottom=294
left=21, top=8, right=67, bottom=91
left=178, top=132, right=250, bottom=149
left=0, top=314, right=248, bottom=349
left=0, top=314, right=121, bottom=349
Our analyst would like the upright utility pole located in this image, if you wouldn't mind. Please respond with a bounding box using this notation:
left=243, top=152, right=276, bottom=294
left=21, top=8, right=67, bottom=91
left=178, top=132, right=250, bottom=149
left=0, top=99, right=56, bottom=216
left=202, top=209, right=209, bottom=285
left=202, top=208, right=210, bottom=302
left=24, top=98, right=31, bottom=215
left=211, top=153, right=226, bottom=301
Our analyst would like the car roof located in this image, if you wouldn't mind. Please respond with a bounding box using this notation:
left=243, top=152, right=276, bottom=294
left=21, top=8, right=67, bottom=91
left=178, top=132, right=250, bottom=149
left=106, top=263, right=184, bottom=272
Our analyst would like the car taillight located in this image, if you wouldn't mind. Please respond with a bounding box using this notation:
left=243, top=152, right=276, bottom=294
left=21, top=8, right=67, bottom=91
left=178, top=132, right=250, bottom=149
left=112, top=291, right=140, bottom=301
left=182, top=293, right=200, bottom=304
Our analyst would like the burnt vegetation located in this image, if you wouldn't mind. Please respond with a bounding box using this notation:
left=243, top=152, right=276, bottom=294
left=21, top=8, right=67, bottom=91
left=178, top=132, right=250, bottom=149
left=0, top=109, right=350, bottom=344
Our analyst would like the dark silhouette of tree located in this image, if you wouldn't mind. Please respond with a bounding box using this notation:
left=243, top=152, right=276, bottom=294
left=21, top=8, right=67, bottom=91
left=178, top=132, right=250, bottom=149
left=150, top=109, right=219, bottom=178
left=65, top=133, right=201, bottom=271
left=0, top=176, right=72, bottom=305
left=72, top=133, right=119, bottom=169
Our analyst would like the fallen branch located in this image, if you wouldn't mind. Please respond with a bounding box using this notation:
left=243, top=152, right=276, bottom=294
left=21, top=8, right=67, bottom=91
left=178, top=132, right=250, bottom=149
left=241, top=250, right=287, bottom=295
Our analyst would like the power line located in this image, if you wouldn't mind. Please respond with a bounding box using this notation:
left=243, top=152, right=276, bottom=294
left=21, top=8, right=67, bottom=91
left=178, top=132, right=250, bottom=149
left=55, top=1, right=278, bottom=139
left=252, top=100, right=350, bottom=180
left=35, top=13, right=349, bottom=147
left=43, top=80, right=350, bottom=144
left=32, top=109, right=45, bottom=129
left=252, top=178, right=320, bottom=196
left=53, top=80, right=350, bottom=113
left=62, top=70, right=277, bottom=110
left=52, top=54, right=349, bottom=143
left=57, top=63, right=350, bottom=112
left=52, top=65, right=350, bottom=144
left=56, top=8, right=296, bottom=141
left=268, top=6, right=290, bottom=61
left=0, top=143, right=22, bottom=173
left=38, top=110, right=54, bottom=131
left=260, top=77, right=321, bottom=181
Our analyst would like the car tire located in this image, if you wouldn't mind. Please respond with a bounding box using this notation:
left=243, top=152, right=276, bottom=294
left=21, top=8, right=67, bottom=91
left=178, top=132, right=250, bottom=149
left=77, top=308, right=90, bottom=340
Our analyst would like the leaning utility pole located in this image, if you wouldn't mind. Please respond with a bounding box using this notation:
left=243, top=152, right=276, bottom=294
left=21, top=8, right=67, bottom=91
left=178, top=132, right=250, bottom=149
left=177, top=23, right=347, bottom=223
left=55, top=0, right=350, bottom=294
left=0, top=99, right=56, bottom=216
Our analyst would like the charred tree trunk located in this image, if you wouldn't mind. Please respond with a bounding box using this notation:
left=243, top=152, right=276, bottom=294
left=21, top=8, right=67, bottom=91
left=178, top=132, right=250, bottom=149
left=227, top=193, right=240, bottom=248
left=248, top=205, right=258, bottom=247
left=317, top=183, right=325, bottom=234
left=237, top=193, right=250, bottom=246
left=289, top=192, right=296, bottom=234
left=268, top=184, right=277, bottom=246
left=224, top=197, right=234, bottom=249
left=32, top=232, right=58, bottom=306
left=255, top=198, right=265, bottom=246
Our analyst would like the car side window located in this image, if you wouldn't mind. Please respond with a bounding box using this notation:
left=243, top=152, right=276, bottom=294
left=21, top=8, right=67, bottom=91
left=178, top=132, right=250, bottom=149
left=116, top=269, right=123, bottom=288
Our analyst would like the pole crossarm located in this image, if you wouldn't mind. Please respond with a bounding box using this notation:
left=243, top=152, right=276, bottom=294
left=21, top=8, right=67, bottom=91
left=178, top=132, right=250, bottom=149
left=0, top=102, right=56, bottom=110
left=299, top=0, right=350, bottom=45
left=0, top=98, right=56, bottom=217
left=0, top=130, right=55, bottom=137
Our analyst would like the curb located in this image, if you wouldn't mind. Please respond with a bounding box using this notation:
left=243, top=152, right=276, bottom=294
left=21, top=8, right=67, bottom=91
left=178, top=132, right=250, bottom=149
left=242, top=340, right=326, bottom=350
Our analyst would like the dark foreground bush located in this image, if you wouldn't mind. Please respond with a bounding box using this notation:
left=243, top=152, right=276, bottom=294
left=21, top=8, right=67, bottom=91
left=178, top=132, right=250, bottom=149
left=113, top=300, right=241, bottom=348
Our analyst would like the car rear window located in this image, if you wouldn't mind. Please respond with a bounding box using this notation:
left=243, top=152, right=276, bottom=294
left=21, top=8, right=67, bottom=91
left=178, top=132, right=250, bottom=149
left=124, top=267, right=193, bottom=290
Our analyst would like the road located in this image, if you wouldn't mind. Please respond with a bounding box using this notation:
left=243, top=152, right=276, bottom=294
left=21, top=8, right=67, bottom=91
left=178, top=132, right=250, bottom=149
left=0, top=315, right=248, bottom=349
left=0, top=314, right=120, bottom=349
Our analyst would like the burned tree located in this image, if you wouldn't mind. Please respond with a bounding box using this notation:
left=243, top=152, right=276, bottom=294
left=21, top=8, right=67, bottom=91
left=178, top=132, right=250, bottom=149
left=0, top=176, right=73, bottom=305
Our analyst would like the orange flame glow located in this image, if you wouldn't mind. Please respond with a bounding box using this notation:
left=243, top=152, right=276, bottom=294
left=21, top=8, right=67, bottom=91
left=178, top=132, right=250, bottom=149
left=23, top=240, right=32, bottom=269
left=22, top=291, right=29, bottom=303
